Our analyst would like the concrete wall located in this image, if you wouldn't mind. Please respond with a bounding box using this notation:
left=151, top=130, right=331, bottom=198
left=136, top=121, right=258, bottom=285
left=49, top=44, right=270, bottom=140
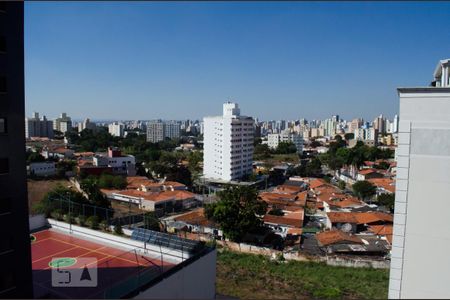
left=389, top=89, right=450, bottom=299
left=134, top=249, right=216, bottom=299
left=47, top=219, right=187, bottom=263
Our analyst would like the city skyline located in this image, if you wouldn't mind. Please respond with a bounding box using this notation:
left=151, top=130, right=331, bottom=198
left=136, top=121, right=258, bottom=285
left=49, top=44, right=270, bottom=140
left=25, top=2, right=450, bottom=120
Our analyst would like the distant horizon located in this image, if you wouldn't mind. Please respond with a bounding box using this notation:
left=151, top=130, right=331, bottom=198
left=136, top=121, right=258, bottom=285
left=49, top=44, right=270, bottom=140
left=25, top=2, right=450, bottom=120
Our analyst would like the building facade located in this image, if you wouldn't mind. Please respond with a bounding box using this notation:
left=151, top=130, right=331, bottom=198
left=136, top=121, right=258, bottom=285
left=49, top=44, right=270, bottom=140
left=108, top=122, right=124, bottom=137
left=0, top=2, right=34, bottom=297
left=146, top=121, right=180, bottom=143
left=389, top=59, right=450, bottom=298
left=78, top=118, right=96, bottom=132
left=53, top=112, right=72, bottom=133
left=203, top=102, right=254, bottom=181
left=267, top=130, right=303, bottom=153
left=25, top=112, right=54, bottom=139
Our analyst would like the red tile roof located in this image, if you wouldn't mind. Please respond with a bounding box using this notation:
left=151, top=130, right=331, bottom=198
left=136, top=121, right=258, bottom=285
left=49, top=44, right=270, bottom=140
left=327, top=211, right=393, bottom=225
left=316, top=230, right=363, bottom=247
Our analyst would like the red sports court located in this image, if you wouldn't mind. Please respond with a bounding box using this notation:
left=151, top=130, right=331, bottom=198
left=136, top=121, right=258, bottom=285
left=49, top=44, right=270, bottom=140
left=32, top=229, right=174, bottom=298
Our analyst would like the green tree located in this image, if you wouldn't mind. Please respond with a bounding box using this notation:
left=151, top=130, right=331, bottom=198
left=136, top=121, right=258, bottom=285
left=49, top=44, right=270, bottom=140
left=26, top=151, right=46, bottom=164
left=143, top=212, right=161, bottom=231
left=377, top=193, right=395, bottom=212
left=204, top=186, right=268, bottom=242
left=275, top=141, right=297, bottom=154
left=338, top=180, right=346, bottom=190
left=352, top=181, right=377, bottom=201
left=344, top=133, right=355, bottom=141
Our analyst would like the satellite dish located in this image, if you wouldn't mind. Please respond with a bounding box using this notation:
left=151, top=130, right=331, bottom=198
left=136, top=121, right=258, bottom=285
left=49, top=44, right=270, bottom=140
left=341, top=223, right=352, bottom=233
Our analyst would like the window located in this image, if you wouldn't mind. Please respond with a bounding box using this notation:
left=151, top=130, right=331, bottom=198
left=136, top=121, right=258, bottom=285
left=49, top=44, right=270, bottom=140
left=0, top=77, right=6, bottom=93
left=0, top=119, right=5, bottom=133
left=0, top=159, right=8, bottom=174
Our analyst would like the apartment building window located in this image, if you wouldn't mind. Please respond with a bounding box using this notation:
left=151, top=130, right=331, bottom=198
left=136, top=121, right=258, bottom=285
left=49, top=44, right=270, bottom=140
left=0, top=77, right=6, bottom=93
left=0, top=118, right=5, bottom=133
left=0, top=158, right=8, bottom=174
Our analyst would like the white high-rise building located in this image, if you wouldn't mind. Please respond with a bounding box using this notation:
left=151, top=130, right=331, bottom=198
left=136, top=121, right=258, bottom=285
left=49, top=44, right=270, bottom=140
left=203, top=102, right=254, bottom=181
left=146, top=121, right=180, bottom=143
left=108, top=122, right=124, bottom=137
left=267, top=130, right=303, bottom=153
left=78, top=118, right=96, bottom=132
left=53, top=112, right=72, bottom=133
left=389, top=59, right=450, bottom=299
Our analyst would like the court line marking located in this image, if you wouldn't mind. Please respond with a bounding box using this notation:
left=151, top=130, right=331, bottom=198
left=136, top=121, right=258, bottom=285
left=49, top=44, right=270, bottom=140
left=44, top=246, right=108, bottom=270
left=48, top=237, right=153, bottom=266
left=31, top=237, right=52, bottom=245
left=32, top=246, right=82, bottom=264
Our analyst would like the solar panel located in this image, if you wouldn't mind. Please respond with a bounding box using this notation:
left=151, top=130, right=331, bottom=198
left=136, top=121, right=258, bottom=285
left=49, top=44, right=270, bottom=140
left=131, top=228, right=203, bottom=254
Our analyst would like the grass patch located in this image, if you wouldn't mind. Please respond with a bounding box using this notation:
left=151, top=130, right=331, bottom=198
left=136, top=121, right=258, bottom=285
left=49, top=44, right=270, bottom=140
left=216, top=250, right=388, bottom=299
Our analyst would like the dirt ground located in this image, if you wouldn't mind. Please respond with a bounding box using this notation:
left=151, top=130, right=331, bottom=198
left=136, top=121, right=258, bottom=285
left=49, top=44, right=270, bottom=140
left=27, top=179, right=71, bottom=212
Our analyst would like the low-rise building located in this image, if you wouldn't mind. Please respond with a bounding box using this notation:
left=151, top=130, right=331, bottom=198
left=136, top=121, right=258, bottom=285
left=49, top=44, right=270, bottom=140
left=29, top=162, right=56, bottom=177
left=93, top=147, right=136, bottom=176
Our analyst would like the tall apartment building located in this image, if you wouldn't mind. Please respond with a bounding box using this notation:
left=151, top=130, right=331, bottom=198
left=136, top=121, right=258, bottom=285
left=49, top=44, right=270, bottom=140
left=389, top=59, right=450, bottom=298
left=78, top=117, right=96, bottom=132
left=267, top=130, right=303, bottom=154
left=53, top=112, right=72, bottom=133
left=25, top=112, right=54, bottom=139
left=0, top=2, right=33, bottom=297
left=108, top=121, right=124, bottom=137
left=203, top=102, right=254, bottom=181
left=146, top=120, right=180, bottom=143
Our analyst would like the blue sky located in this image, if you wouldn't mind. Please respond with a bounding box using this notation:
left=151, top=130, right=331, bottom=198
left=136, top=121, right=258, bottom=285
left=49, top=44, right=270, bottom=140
left=25, top=1, right=450, bottom=122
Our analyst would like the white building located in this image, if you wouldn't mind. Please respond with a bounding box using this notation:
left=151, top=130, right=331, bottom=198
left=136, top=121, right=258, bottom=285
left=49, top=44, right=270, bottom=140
left=389, top=59, right=450, bottom=299
left=29, top=162, right=56, bottom=177
left=93, top=147, right=136, bottom=175
left=53, top=113, right=72, bottom=133
left=108, top=122, right=124, bottom=137
left=78, top=118, right=96, bottom=132
left=267, top=130, right=303, bottom=153
left=146, top=121, right=181, bottom=143
left=203, top=102, right=254, bottom=181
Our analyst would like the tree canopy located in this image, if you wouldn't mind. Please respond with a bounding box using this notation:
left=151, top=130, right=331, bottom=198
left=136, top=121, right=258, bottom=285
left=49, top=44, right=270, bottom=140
left=205, top=186, right=268, bottom=242
left=352, top=180, right=377, bottom=201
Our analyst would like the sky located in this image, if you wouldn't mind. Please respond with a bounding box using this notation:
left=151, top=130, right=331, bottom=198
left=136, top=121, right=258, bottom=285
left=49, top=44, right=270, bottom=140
left=25, top=1, right=450, bottom=122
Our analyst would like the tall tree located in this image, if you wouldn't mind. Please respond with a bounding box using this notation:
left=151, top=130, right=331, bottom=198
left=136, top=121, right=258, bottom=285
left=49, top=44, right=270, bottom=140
left=352, top=180, right=377, bottom=201
left=205, top=186, right=267, bottom=242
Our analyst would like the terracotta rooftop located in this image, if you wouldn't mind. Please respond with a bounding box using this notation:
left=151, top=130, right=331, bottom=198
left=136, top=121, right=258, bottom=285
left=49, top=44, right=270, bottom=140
left=367, top=178, right=395, bottom=193
left=328, top=211, right=393, bottom=225
left=309, top=178, right=328, bottom=189
left=273, top=184, right=303, bottom=194
left=316, top=230, right=363, bottom=247
left=263, top=209, right=304, bottom=228
left=174, top=208, right=215, bottom=227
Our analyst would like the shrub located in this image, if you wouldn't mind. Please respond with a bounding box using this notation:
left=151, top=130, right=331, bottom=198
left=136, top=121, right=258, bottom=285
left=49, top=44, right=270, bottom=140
left=51, top=209, right=64, bottom=221
left=86, top=216, right=100, bottom=230
left=100, top=220, right=110, bottom=232
left=76, top=215, right=86, bottom=227
left=114, top=223, right=123, bottom=235
left=63, top=214, right=75, bottom=223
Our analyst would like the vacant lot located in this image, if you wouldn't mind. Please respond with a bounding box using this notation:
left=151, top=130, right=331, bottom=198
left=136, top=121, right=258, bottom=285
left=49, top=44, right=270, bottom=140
left=28, top=179, right=71, bottom=213
left=216, top=250, right=389, bottom=299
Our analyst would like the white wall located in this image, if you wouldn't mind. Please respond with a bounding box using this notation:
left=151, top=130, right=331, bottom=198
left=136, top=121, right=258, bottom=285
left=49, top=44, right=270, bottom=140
left=389, top=89, right=450, bottom=299
left=134, top=249, right=216, bottom=299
